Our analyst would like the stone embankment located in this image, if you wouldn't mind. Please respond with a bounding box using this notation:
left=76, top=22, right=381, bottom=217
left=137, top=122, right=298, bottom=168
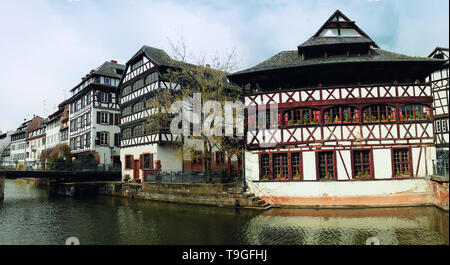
left=53, top=181, right=271, bottom=210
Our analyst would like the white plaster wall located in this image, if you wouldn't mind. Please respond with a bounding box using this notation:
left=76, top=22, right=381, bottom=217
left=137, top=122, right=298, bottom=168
left=120, top=143, right=158, bottom=179
left=157, top=145, right=182, bottom=171
left=245, top=151, right=259, bottom=181
left=246, top=178, right=429, bottom=198
left=337, top=150, right=351, bottom=180
left=302, top=151, right=316, bottom=180
left=373, top=149, right=392, bottom=179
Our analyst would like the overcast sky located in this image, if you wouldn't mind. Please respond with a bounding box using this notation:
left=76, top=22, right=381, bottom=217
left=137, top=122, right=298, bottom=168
left=0, top=0, right=448, bottom=131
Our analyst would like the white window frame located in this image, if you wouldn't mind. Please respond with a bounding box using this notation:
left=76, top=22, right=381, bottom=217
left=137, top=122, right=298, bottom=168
left=100, top=132, right=108, bottom=145
left=100, top=112, right=109, bottom=124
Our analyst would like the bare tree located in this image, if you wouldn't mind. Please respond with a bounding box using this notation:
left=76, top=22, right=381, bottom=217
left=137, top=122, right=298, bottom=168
left=145, top=37, right=244, bottom=182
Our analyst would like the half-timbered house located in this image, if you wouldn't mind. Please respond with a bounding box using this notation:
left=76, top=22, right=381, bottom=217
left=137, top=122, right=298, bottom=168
left=10, top=116, right=43, bottom=166
left=427, top=47, right=449, bottom=173
left=67, top=61, right=125, bottom=166
left=118, top=46, right=240, bottom=181
left=228, top=10, right=446, bottom=207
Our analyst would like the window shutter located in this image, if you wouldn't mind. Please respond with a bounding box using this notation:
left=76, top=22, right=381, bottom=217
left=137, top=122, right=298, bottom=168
left=95, top=132, right=100, bottom=145
left=97, top=112, right=101, bottom=124
left=114, top=133, right=119, bottom=147
left=115, top=114, right=119, bottom=125
left=130, top=156, right=134, bottom=169
left=106, top=132, right=110, bottom=145
left=150, top=154, right=154, bottom=169
left=109, top=113, right=114, bottom=125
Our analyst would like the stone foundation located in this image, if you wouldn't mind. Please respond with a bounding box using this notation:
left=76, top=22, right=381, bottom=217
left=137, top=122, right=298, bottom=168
left=430, top=177, right=449, bottom=211
left=97, top=182, right=268, bottom=209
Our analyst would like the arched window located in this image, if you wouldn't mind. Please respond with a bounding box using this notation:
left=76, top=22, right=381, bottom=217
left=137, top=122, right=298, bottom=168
left=122, top=86, right=131, bottom=96
left=132, top=101, right=144, bottom=113
left=363, top=104, right=396, bottom=122
left=399, top=104, right=431, bottom=121
left=133, top=125, right=143, bottom=137
left=121, top=106, right=132, bottom=117
left=132, top=79, right=144, bottom=91
left=122, top=128, right=131, bottom=139
left=283, top=108, right=320, bottom=126
left=145, top=72, right=159, bottom=85
left=324, top=106, right=357, bottom=124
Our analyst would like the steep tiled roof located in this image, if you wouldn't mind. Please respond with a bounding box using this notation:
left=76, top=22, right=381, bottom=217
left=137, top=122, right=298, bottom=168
left=231, top=48, right=442, bottom=76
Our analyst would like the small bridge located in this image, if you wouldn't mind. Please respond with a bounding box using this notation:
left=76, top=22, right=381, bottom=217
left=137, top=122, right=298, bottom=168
left=0, top=169, right=122, bottom=199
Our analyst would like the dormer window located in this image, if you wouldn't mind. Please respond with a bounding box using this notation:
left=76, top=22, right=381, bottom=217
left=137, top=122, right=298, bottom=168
left=104, top=77, right=111, bottom=85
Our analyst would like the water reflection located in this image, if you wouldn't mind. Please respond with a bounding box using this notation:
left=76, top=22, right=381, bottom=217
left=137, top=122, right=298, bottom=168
left=0, top=180, right=448, bottom=245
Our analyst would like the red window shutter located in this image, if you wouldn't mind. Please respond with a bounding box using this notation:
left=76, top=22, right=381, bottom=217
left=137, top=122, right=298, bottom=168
left=140, top=155, right=144, bottom=169
left=150, top=154, right=154, bottom=169
left=130, top=156, right=134, bottom=169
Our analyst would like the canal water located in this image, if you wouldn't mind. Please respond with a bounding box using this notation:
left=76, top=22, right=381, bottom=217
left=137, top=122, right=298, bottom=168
left=0, top=179, right=448, bottom=245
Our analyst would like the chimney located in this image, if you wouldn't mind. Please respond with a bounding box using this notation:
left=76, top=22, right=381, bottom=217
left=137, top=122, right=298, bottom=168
left=111, top=60, right=117, bottom=64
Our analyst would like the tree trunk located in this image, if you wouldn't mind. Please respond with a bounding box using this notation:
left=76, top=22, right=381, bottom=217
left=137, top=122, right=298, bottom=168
left=203, top=140, right=212, bottom=183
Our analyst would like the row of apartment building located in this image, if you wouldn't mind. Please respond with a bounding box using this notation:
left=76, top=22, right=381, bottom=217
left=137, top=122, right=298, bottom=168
left=0, top=11, right=448, bottom=207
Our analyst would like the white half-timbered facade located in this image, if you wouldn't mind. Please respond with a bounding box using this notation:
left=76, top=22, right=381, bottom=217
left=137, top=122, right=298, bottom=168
left=228, top=10, right=446, bottom=207
left=67, top=61, right=125, bottom=166
left=118, top=46, right=239, bottom=181
left=427, top=47, right=449, bottom=167
left=119, top=46, right=184, bottom=181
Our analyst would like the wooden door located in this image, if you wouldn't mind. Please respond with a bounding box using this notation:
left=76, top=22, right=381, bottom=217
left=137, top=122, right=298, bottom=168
left=133, top=159, right=140, bottom=181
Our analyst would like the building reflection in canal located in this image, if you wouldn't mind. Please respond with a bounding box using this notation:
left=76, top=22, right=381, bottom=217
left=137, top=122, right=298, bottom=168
left=0, top=180, right=448, bottom=245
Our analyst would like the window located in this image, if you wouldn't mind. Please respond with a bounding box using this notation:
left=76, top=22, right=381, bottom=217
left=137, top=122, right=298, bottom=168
left=122, top=128, right=132, bottom=139
left=132, top=79, right=144, bottom=91
left=122, top=86, right=131, bottom=96
left=142, top=154, right=153, bottom=169
left=318, top=151, right=335, bottom=180
left=284, top=108, right=319, bottom=126
left=133, top=125, right=143, bottom=137
left=273, top=153, right=289, bottom=179
left=353, top=150, right=373, bottom=179
left=122, top=106, right=132, bottom=117
left=131, top=59, right=143, bottom=71
left=191, top=150, right=202, bottom=165
left=393, top=149, right=411, bottom=177
left=99, top=132, right=108, bottom=145
left=399, top=104, right=431, bottom=121
left=436, top=120, right=442, bottom=133
left=145, top=72, right=159, bottom=85
left=100, top=112, right=109, bottom=124
left=104, top=77, right=110, bottom=85
left=260, top=154, right=270, bottom=179
left=133, top=101, right=144, bottom=113
left=291, top=152, right=302, bottom=179
left=86, top=112, right=91, bottom=125
left=215, top=152, right=225, bottom=165
left=441, top=119, right=448, bottom=132
left=101, top=93, right=109, bottom=103
left=363, top=104, right=396, bottom=122
left=86, top=133, right=91, bottom=147
left=125, top=155, right=133, bottom=169
left=324, top=106, right=357, bottom=124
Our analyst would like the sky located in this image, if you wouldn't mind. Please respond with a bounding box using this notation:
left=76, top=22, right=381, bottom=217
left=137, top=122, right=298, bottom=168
left=0, top=0, right=448, bottom=131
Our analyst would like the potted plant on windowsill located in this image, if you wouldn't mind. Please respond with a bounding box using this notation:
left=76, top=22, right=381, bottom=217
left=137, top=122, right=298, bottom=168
left=293, top=171, right=301, bottom=180
left=395, top=169, right=410, bottom=178
left=262, top=173, right=269, bottom=181
left=334, top=116, right=340, bottom=123
left=276, top=172, right=288, bottom=180
left=326, top=116, right=332, bottom=124
left=312, top=116, right=318, bottom=124
left=381, top=114, right=388, bottom=122
left=344, top=114, right=351, bottom=123
left=389, top=113, right=396, bottom=122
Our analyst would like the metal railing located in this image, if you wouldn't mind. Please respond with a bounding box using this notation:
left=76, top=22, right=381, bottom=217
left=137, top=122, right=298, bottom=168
left=0, top=161, right=121, bottom=172
left=433, top=160, right=449, bottom=177
left=144, top=170, right=240, bottom=184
